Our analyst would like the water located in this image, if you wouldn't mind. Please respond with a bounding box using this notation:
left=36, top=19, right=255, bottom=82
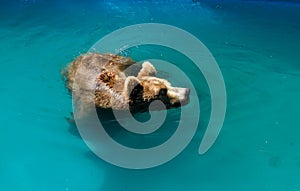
left=0, top=0, right=300, bottom=190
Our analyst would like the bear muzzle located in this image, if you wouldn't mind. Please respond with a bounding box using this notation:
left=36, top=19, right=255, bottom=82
left=168, top=87, right=190, bottom=108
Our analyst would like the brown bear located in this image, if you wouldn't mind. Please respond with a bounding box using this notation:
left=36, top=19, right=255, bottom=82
left=62, top=52, right=190, bottom=114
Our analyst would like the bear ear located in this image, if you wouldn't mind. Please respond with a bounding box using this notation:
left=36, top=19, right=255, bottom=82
left=124, top=76, right=141, bottom=99
left=137, top=61, right=157, bottom=79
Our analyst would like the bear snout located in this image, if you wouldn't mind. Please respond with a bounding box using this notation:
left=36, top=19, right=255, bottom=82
left=168, top=87, right=190, bottom=107
left=176, top=87, right=190, bottom=106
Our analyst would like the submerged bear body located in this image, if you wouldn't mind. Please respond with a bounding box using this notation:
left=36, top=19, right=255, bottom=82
left=63, top=52, right=190, bottom=113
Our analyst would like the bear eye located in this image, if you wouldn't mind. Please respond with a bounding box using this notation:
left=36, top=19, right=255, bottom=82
left=159, top=88, right=167, bottom=96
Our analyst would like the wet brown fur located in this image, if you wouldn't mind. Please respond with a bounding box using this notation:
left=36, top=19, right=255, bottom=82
left=62, top=52, right=189, bottom=114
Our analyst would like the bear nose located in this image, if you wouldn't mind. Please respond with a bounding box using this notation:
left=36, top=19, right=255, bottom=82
left=185, top=88, right=190, bottom=96
left=175, top=87, right=190, bottom=102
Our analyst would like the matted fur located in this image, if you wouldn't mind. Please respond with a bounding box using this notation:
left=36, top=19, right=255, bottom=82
left=62, top=52, right=190, bottom=114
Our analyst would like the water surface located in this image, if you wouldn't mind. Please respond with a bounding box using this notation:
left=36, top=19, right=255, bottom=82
left=0, top=0, right=300, bottom=190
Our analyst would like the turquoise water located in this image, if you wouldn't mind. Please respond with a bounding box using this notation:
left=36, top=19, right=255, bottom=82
left=1, top=0, right=300, bottom=190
